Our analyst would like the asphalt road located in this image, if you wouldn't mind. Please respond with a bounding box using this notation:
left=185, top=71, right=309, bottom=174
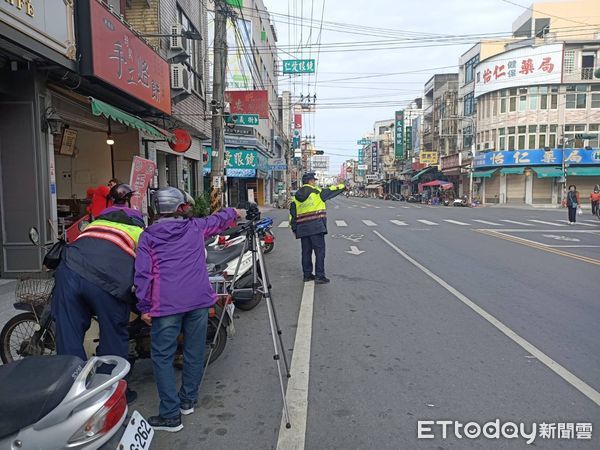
left=1, top=199, right=598, bottom=449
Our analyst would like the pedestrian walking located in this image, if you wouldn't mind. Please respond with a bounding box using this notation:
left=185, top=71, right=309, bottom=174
left=590, top=185, right=600, bottom=216
left=566, top=184, right=581, bottom=224
left=134, top=187, right=241, bottom=432
left=289, top=172, right=346, bottom=284
left=52, top=183, right=144, bottom=403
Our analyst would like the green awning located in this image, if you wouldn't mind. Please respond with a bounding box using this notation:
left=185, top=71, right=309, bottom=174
left=89, top=97, right=173, bottom=141
left=400, top=168, right=414, bottom=175
left=567, top=166, right=600, bottom=176
left=411, top=167, right=433, bottom=181
left=473, top=169, right=497, bottom=178
left=533, top=166, right=562, bottom=178
left=500, top=167, right=525, bottom=175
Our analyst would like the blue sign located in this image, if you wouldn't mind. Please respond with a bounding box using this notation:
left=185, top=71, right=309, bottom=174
left=371, top=142, right=378, bottom=172
left=474, top=148, right=600, bottom=168
left=226, top=168, right=256, bottom=178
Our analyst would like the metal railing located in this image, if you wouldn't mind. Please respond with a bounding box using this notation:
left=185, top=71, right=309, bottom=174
left=581, top=67, right=594, bottom=80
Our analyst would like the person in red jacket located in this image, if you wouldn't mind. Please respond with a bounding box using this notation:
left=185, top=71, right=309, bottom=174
left=590, top=185, right=600, bottom=216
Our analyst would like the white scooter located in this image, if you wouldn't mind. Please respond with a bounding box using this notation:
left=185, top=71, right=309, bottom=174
left=0, top=355, right=152, bottom=450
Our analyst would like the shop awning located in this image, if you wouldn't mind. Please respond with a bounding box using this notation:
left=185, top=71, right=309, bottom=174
left=500, top=167, right=525, bottom=175
left=89, top=97, right=173, bottom=141
left=400, top=168, right=414, bottom=175
left=566, top=166, right=600, bottom=176
left=533, top=166, right=562, bottom=178
left=422, top=180, right=453, bottom=187
left=473, top=169, right=497, bottom=178
left=411, top=167, right=434, bottom=181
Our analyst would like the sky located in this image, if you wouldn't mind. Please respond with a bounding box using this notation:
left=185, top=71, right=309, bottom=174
left=261, top=0, right=535, bottom=174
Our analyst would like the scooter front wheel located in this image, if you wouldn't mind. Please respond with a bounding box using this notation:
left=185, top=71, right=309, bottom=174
left=205, top=317, right=227, bottom=365
left=0, top=312, right=56, bottom=363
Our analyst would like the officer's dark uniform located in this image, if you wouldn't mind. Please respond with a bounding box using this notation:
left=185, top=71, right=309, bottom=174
left=52, top=206, right=143, bottom=361
left=289, top=173, right=346, bottom=283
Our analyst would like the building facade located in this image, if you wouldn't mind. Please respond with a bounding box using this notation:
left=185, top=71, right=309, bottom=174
left=473, top=41, right=600, bottom=205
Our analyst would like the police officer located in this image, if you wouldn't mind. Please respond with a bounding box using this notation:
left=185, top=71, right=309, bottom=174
left=289, top=173, right=346, bottom=284
left=52, top=184, right=144, bottom=402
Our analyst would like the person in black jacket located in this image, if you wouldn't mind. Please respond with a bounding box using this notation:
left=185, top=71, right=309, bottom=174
left=289, top=173, right=346, bottom=284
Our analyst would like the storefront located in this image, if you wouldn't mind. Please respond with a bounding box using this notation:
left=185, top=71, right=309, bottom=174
left=0, top=0, right=77, bottom=274
left=474, top=149, right=600, bottom=205
left=203, top=146, right=270, bottom=206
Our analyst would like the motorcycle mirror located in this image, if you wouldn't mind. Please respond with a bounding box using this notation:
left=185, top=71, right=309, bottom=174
left=28, top=227, right=40, bottom=245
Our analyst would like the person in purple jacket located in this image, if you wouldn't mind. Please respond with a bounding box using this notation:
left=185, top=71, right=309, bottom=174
left=134, top=187, right=242, bottom=432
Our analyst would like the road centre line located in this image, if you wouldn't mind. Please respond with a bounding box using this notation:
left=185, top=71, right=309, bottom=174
left=373, top=230, right=600, bottom=407
left=443, top=219, right=470, bottom=226
left=501, top=220, right=534, bottom=226
left=276, top=281, right=315, bottom=449
left=528, top=219, right=566, bottom=227
left=417, top=219, right=438, bottom=226
left=473, top=219, right=503, bottom=226
left=556, top=220, right=596, bottom=227
left=476, top=229, right=600, bottom=266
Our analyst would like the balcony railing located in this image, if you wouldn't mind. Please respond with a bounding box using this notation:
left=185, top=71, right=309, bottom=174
left=582, top=67, right=595, bottom=80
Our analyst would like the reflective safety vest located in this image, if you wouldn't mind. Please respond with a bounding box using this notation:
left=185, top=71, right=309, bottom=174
left=293, top=185, right=327, bottom=224
left=76, top=219, right=143, bottom=258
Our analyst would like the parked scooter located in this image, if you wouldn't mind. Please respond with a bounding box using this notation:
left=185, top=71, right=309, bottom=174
left=0, top=355, right=146, bottom=450
left=209, top=217, right=275, bottom=254
left=452, top=195, right=469, bottom=207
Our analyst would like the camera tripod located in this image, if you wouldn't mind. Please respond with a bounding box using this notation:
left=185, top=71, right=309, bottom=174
left=203, top=206, right=292, bottom=428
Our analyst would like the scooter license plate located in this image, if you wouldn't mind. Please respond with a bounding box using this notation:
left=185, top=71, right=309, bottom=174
left=118, top=410, right=154, bottom=450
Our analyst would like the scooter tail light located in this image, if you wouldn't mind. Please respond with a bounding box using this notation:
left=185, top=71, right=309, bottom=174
left=218, top=235, right=227, bottom=245
left=68, top=380, right=128, bottom=445
left=263, top=234, right=274, bottom=244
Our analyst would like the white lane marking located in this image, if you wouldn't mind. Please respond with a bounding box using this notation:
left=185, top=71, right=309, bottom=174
left=413, top=205, right=422, bottom=209
left=335, top=220, right=348, bottom=227
left=443, top=219, right=470, bottom=226
left=473, top=219, right=503, bottom=226
left=388, top=206, right=396, bottom=209
left=582, top=219, right=600, bottom=224
left=501, top=220, right=533, bottom=226
left=557, top=220, right=596, bottom=227
left=276, top=281, right=315, bottom=449
left=390, top=220, right=408, bottom=226
left=529, top=219, right=566, bottom=227
left=373, top=230, right=600, bottom=407
left=401, top=206, right=410, bottom=209
left=373, top=206, right=381, bottom=209
left=362, top=220, right=378, bottom=227
left=361, top=206, right=367, bottom=209
left=417, top=219, right=438, bottom=226
left=279, top=221, right=289, bottom=228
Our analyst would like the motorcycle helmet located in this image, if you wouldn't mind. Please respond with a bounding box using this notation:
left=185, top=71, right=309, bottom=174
left=151, top=187, right=195, bottom=215
left=108, top=183, right=135, bottom=205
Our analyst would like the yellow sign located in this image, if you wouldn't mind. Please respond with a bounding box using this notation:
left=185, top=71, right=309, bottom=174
left=419, top=152, right=439, bottom=165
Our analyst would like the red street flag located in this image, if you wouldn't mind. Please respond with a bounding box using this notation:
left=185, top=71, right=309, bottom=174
left=225, top=90, right=269, bottom=119
left=294, top=114, right=302, bottom=129
left=129, top=156, right=157, bottom=211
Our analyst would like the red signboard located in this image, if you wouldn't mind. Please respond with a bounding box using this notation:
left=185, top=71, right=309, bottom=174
left=87, top=0, right=171, bottom=114
left=225, top=90, right=269, bottom=119
left=129, top=156, right=157, bottom=211
left=294, top=114, right=302, bottom=129
left=168, top=128, right=192, bottom=153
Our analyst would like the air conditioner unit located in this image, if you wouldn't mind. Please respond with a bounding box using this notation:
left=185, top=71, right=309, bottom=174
left=171, top=63, right=191, bottom=94
left=170, top=24, right=188, bottom=52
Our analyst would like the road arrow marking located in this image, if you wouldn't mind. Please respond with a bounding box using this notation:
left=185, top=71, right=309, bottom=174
left=346, top=245, right=365, bottom=256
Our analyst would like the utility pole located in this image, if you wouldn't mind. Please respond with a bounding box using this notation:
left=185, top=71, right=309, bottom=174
left=210, top=0, right=229, bottom=211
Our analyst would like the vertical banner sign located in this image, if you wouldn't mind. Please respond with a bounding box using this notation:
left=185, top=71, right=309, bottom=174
left=294, top=114, right=302, bottom=129
left=371, top=142, right=379, bottom=173
left=405, top=126, right=413, bottom=151
left=358, top=147, right=365, bottom=177
left=129, top=156, right=157, bottom=211
left=395, top=110, right=404, bottom=159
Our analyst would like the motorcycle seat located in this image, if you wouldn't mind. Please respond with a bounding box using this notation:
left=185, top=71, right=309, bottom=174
left=205, top=244, right=243, bottom=266
left=0, top=355, right=84, bottom=439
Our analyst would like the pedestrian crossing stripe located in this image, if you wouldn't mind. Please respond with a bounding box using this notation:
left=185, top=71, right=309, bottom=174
left=443, top=219, right=470, bottom=226
left=278, top=221, right=289, bottom=228
left=528, top=219, right=566, bottom=227
left=501, top=220, right=533, bottom=226
left=473, top=219, right=502, bottom=226
left=362, top=220, right=377, bottom=227
left=557, top=220, right=596, bottom=227
left=390, top=220, right=408, bottom=226
left=417, top=219, right=438, bottom=225
left=335, top=220, right=348, bottom=227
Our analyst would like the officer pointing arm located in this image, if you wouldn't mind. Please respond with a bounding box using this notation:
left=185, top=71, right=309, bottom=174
left=289, top=173, right=346, bottom=284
